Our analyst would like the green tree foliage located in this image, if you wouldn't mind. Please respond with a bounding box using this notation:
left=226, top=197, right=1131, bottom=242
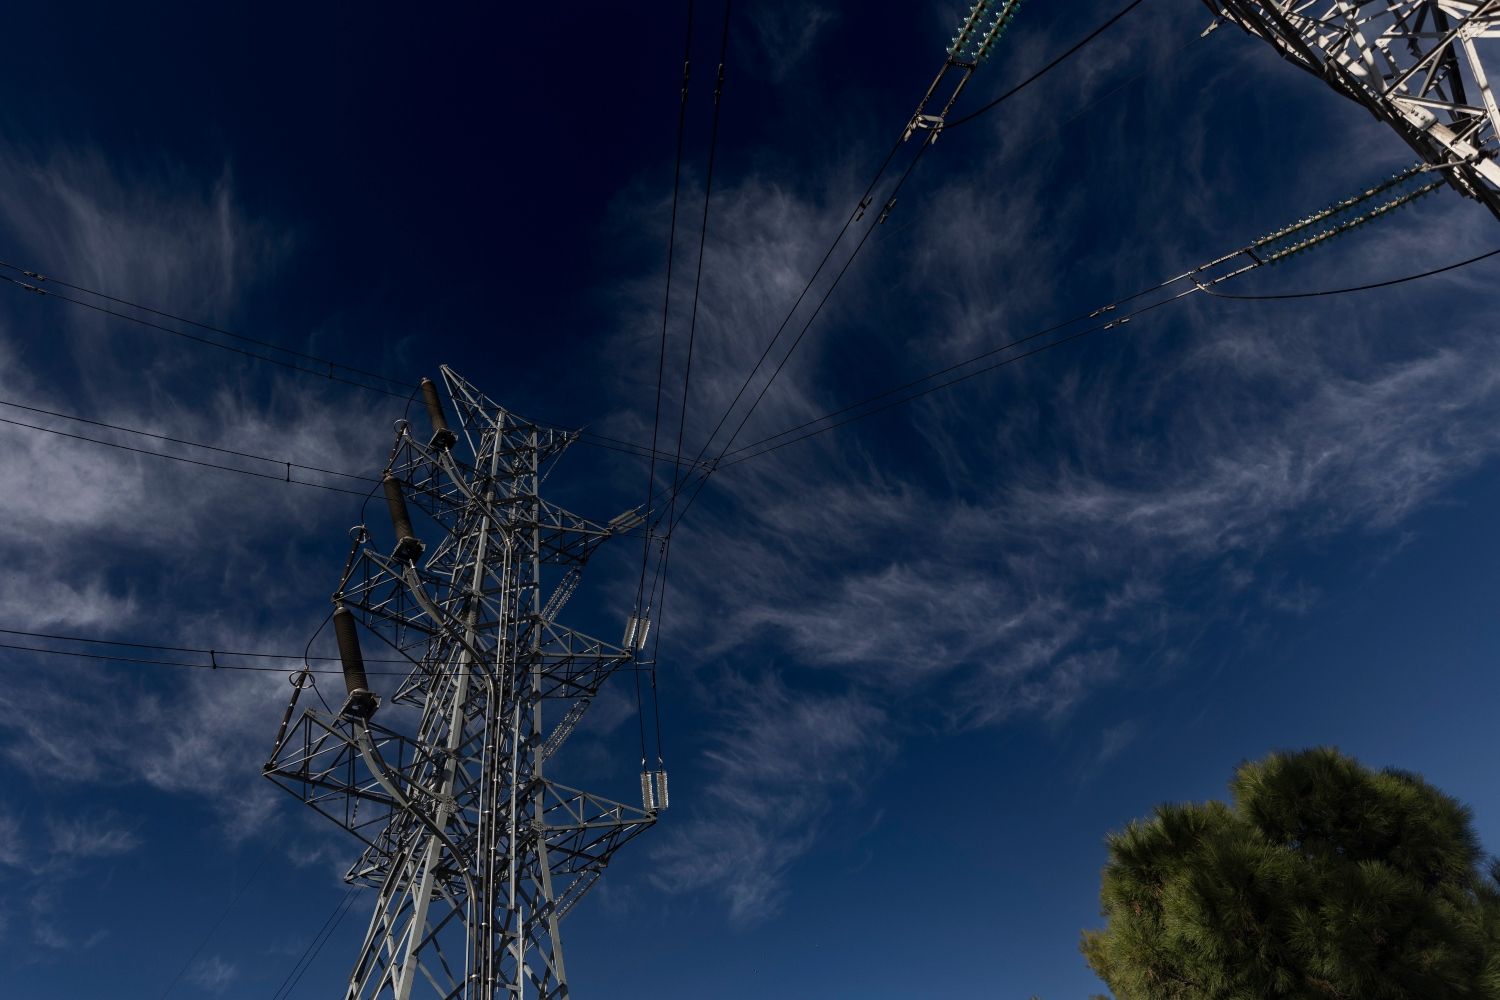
left=1081, top=748, right=1500, bottom=999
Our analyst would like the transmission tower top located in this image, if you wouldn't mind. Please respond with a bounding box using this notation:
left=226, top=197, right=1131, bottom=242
left=1207, top=1, right=1500, bottom=220
left=265, top=367, right=661, bottom=999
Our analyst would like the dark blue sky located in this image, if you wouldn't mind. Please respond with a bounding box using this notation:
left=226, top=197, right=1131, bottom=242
left=1, top=2, right=1498, bottom=997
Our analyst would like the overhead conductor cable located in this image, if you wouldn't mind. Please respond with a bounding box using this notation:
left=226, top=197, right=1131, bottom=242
left=711, top=164, right=1482, bottom=467
left=665, top=0, right=1031, bottom=534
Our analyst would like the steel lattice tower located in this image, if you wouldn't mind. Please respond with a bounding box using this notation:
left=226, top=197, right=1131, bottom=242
left=1206, top=1, right=1500, bottom=219
left=265, top=367, right=662, bottom=999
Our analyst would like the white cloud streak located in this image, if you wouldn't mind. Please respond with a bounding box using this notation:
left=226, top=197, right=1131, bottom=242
left=0, top=148, right=387, bottom=857
left=189, top=954, right=239, bottom=994
left=650, top=673, right=889, bottom=924
left=0, top=810, right=23, bottom=868
left=3, top=0, right=1499, bottom=942
left=608, top=4, right=1500, bottom=921
left=45, top=814, right=141, bottom=862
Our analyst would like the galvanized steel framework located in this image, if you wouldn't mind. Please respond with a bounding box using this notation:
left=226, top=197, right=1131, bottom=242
left=265, top=367, right=656, bottom=999
left=248, top=5, right=1143, bottom=996
left=1207, top=1, right=1500, bottom=220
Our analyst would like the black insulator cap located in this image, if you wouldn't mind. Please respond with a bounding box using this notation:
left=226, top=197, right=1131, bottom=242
left=382, top=474, right=425, bottom=562
left=421, top=377, right=458, bottom=450
left=332, top=605, right=378, bottom=719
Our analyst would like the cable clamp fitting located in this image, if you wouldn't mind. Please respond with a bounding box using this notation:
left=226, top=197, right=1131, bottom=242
left=903, top=113, right=946, bottom=143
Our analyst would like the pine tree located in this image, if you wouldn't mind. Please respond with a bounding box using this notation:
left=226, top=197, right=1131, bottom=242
left=1081, top=748, right=1500, bottom=999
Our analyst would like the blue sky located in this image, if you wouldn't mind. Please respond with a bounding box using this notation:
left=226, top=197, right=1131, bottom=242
left=1, top=1, right=1498, bottom=997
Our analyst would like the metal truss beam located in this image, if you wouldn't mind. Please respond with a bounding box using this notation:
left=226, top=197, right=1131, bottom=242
left=265, top=367, right=658, bottom=999
left=1208, top=0, right=1500, bottom=220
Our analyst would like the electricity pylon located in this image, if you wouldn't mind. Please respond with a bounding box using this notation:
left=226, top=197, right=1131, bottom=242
left=265, top=367, right=664, bottom=999
left=1206, top=1, right=1500, bottom=220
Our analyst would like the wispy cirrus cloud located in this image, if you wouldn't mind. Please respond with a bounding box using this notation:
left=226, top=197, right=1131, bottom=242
left=0, top=809, right=23, bottom=868
left=650, top=672, right=890, bottom=924
left=188, top=954, right=239, bottom=994
left=0, top=148, right=389, bottom=857
left=744, top=2, right=837, bottom=82
left=648, top=301, right=1500, bottom=917
left=3, top=2, right=1498, bottom=949
left=617, top=5, right=1500, bottom=922
left=46, top=814, right=141, bottom=862
left=0, top=658, right=301, bottom=842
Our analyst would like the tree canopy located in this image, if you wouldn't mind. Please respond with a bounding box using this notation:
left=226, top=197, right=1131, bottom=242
left=1081, top=747, right=1500, bottom=999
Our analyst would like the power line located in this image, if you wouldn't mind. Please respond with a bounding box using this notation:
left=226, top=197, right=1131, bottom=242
left=946, top=0, right=1150, bottom=129
left=716, top=243, right=1500, bottom=468
left=633, top=0, right=699, bottom=769
left=0, top=269, right=412, bottom=398
left=0, top=627, right=413, bottom=674
left=684, top=166, right=1458, bottom=471
left=722, top=290, right=1193, bottom=468
left=668, top=0, right=733, bottom=493
left=745, top=19, right=1212, bottom=458
left=158, top=850, right=274, bottom=1000
left=653, top=0, right=735, bottom=771
left=0, top=394, right=708, bottom=504
left=664, top=0, right=1152, bottom=531
left=0, top=3, right=1157, bottom=514
left=863, top=23, right=1211, bottom=288
left=0, top=639, right=341, bottom=674
left=721, top=143, right=933, bottom=463
left=665, top=139, right=935, bottom=533
left=741, top=25, right=1208, bottom=456
left=1195, top=246, right=1500, bottom=299
left=673, top=135, right=906, bottom=481
left=0, top=396, right=375, bottom=483
left=270, top=887, right=360, bottom=1000
left=967, top=27, right=1208, bottom=168
left=0, top=626, right=402, bottom=661
left=0, top=376, right=655, bottom=519
left=0, top=264, right=695, bottom=470
left=0, top=259, right=410, bottom=394
left=12, top=17, right=1080, bottom=488
left=0, top=627, right=660, bottom=677
left=0, top=409, right=376, bottom=497
left=715, top=275, right=1183, bottom=462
